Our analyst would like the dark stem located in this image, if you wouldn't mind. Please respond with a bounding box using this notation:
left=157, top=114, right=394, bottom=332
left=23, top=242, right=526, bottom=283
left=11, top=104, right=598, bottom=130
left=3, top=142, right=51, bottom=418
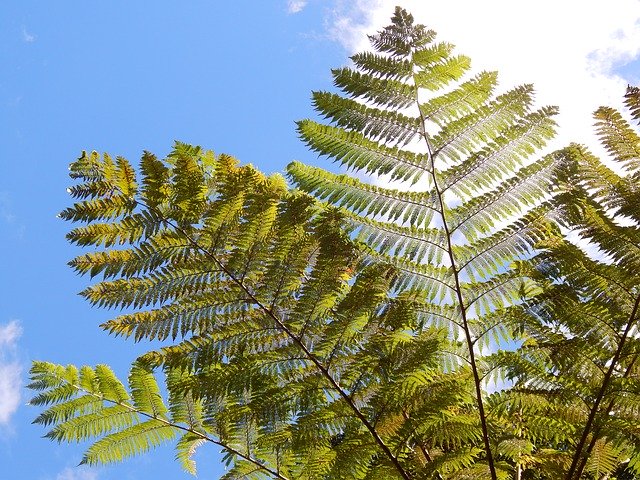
left=401, top=410, right=443, bottom=480
left=415, top=95, right=498, bottom=480
left=573, top=352, right=640, bottom=478
left=148, top=204, right=413, bottom=480
left=565, top=294, right=640, bottom=480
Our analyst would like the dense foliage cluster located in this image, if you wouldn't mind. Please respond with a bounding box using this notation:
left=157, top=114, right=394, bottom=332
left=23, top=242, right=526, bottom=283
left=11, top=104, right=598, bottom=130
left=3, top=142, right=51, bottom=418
left=29, top=8, right=640, bottom=480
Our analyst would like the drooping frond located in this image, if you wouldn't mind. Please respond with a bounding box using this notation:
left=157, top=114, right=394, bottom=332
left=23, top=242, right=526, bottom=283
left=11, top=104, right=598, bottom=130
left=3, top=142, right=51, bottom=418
left=30, top=362, right=177, bottom=466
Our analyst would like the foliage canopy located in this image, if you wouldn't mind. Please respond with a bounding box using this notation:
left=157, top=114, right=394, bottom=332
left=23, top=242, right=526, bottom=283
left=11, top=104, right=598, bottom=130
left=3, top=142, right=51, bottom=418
left=29, top=8, right=640, bottom=480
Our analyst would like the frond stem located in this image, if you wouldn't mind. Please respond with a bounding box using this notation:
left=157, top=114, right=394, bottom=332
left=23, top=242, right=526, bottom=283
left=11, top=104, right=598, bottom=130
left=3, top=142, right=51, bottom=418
left=574, top=349, right=639, bottom=478
left=401, top=410, right=444, bottom=480
left=416, top=81, right=498, bottom=480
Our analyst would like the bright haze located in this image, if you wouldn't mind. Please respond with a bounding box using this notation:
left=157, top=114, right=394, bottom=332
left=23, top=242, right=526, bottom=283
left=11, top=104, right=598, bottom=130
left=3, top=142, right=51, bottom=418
left=326, top=0, right=640, bottom=155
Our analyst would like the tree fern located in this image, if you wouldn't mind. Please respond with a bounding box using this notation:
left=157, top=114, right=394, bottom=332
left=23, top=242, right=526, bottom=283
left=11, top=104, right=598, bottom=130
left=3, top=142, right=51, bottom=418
left=28, top=8, right=640, bottom=480
left=287, top=8, right=560, bottom=479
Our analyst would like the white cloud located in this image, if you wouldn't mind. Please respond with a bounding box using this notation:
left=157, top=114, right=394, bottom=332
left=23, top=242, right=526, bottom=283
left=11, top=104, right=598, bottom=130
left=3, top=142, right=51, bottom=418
left=0, top=363, right=21, bottom=424
left=0, top=320, right=21, bottom=425
left=0, top=321, right=21, bottom=347
left=326, top=0, right=640, bottom=155
left=55, top=467, right=99, bottom=480
left=21, top=26, right=36, bottom=43
left=287, top=0, right=307, bottom=14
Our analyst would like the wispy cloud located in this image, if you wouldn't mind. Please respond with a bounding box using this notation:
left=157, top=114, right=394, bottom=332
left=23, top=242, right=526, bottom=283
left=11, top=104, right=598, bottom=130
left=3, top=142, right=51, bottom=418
left=55, top=467, right=99, bottom=480
left=0, top=322, right=21, bottom=347
left=21, top=25, right=36, bottom=43
left=326, top=0, right=640, bottom=154
left=0, top=321, right=22, bottom=426
left=0, top=192, right=16, bottom=224
left=0, top=192, right=26, bottom=239
left=287, top=1, right=307, bottom=14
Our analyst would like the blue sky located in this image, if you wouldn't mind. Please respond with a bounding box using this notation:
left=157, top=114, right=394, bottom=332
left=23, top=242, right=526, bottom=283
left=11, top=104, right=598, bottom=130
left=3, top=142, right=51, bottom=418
left=1, top=1, right=639, bottom=479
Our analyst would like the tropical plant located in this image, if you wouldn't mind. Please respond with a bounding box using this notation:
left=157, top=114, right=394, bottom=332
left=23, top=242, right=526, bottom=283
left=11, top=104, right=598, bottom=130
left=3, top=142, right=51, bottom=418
left=28, top=7, right=640, bottom=480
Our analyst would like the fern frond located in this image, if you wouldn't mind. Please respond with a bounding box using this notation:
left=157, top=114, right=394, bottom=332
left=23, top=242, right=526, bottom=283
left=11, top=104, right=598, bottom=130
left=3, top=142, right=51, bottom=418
left=440, top=107, right=558, bottom=198
left=594, top=105, right=640, bottom=174
left=312, top=92, right=421, bottom=146
left=449, top=154, right=558, bottom=241
left=431, top=85, right=534, bottom=163
left=420, top=71, right=497, bottom=126
left=81, top=419, right=177, bottom=465
left=348, top=214, right=447, bottom=263
left=129, top=362, right=168, bottom=419
left=335, top=68, right=414, bottom=111
left=140, top=151, right=171, bottom=208
left=176, top=433, right=207, bottom=475
left=287, top=10, right=562, bottom=479
left=350, top=51, right=413, bottom=81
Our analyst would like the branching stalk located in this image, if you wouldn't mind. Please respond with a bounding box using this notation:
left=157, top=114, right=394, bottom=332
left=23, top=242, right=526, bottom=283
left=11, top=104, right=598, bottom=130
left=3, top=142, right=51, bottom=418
left=414, top=75, right=498, bottom=480
left=573, top=342, right=640, bottom=479
left=145, top=202, right=414, bottom=480
left=401, top=410, right=443, bottom=480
